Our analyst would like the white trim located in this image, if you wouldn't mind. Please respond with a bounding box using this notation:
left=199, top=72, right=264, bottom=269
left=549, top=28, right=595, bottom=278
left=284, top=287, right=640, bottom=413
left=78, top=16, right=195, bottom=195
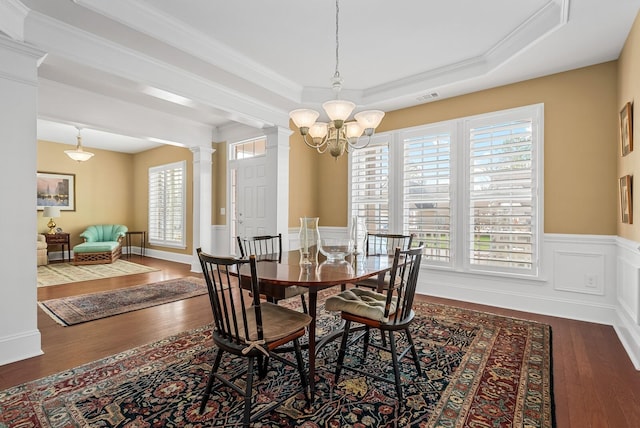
left=0, top=329, right=42, bottom=366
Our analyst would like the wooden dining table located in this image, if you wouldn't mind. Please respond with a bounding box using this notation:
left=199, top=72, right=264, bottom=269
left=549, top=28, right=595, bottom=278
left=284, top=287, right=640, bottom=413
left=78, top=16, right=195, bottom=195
left=238, top=250, right=395, bottom=400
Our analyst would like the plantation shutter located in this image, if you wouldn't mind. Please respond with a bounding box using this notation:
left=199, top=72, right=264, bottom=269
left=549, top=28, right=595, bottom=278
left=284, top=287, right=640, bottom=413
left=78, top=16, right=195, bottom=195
left=467, top=117, right=535, bottom=273
left=350, top=136, right=390, bottom=234
left=402, top=127, right=452, bottom=262
left=148, top=161, right=186, bottom=248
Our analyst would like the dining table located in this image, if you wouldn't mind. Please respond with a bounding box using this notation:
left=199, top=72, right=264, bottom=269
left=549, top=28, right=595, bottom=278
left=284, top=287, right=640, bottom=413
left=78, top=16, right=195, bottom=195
left=238, top=249, right=396, bottom=400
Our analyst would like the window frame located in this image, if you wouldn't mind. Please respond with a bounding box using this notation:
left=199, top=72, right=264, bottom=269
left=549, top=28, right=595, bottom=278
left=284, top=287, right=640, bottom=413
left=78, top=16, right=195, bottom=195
left=148, top=160, right=187, bottom=249
left=349, top=103, right=544, bottom=279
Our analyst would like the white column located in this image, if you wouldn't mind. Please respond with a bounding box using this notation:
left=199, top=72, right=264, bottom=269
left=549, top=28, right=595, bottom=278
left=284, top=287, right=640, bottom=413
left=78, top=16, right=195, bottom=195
left=264, top=126, right=291, bottom=250
left=190, top=145, right=215, bottom=272
left=0, top=36, right=47, bottom=365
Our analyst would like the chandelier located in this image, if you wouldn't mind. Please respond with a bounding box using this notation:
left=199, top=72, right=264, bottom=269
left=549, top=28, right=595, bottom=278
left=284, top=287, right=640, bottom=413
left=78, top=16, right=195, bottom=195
left=289, top=0, right=385, bottom=159
left=65, top=127, right=94, bottom=162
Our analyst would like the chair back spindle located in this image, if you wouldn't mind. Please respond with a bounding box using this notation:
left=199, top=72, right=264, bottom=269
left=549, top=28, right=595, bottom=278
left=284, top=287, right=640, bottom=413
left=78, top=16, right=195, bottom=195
left=385, top=246, right=423, bottom=323
left=366, top=233, right=414, bottom=256
left=198, top=250, right=262, bottom=347
left=237, top=234, right=282, bottom=262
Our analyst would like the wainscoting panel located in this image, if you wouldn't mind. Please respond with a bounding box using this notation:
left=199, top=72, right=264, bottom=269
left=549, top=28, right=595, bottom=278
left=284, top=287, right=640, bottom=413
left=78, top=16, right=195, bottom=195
left=616, top=238, right=640, bottom=325
left=553, top=250, right=605, bottom=295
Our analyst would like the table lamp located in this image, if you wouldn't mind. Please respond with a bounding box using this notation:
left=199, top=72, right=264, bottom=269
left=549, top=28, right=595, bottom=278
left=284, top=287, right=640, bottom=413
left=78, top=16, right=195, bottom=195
left=43, top=206, right=61, bottom=234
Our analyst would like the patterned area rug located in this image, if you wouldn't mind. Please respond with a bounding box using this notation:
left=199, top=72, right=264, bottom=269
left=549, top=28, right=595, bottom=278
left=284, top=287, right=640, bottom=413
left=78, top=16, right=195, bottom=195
left=38, top=277, right=206, bottom=326
left=0, top=300, right=554, bottom=427
left=37, top=259, right=159, bottom=287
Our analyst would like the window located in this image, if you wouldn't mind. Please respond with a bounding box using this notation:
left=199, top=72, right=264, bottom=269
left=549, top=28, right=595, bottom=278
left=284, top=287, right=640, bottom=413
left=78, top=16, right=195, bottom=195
left=148, top=161, right=186, bottom=248
left=230, top=136, right=266, bottom=160
left=350, top=136, right=391, bottom=234
left=350, top=104, right=543, bottom=278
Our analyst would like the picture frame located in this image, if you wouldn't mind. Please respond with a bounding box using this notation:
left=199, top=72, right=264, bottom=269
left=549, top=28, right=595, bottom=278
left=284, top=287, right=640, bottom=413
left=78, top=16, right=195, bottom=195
left=620, top=102, right=633, bottom=156
left=37, top=172, right=76, bottom=211
left=619, top=175, right=632, bottom=224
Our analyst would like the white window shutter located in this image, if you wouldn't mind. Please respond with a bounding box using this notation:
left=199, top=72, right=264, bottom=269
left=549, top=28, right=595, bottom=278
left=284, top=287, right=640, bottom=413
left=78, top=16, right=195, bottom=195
left=148, top=161, right=186, bottom=248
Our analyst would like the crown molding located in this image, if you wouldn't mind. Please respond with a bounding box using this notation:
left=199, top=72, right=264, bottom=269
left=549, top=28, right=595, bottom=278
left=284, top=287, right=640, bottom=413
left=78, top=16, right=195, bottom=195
left=358, top=0, right=569, bottom=106
left=24, top=9, right=291, bottom=129
left=0, top=0, right=30, bottom=41
left=74, top=0, right=301, bottom=102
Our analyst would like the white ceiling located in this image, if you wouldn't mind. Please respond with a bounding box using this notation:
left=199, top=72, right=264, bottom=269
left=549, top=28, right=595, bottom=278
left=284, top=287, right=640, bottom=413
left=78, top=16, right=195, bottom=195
left=3, top=0, right=640, bottom=153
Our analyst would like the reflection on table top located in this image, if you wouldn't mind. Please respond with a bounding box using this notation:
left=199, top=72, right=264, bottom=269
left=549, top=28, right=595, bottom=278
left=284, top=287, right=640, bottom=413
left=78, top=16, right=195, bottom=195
left=239, top=250, right=394, bottom=288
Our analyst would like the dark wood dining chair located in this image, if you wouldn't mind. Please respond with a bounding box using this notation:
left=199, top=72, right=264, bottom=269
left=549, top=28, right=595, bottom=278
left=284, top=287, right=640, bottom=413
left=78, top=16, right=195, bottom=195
left=353, top=233, right=415, bottom=292
left=237, top=233, right=308, bottom=313
left=197, top=248, right=311, bottom=427
left=325, top=246, right=424, bottom=401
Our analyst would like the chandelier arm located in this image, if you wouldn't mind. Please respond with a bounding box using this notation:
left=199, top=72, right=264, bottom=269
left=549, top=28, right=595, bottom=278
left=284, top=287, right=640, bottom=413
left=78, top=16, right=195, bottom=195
left=346, top=135, right=373, bottom=151
left=302, top=134, right=328, bottom=150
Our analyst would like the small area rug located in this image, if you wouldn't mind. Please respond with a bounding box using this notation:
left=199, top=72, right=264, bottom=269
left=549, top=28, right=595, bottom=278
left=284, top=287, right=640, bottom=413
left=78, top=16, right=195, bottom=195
left=38, top=277, right=206, bottom=326
left=37, top=259, right=160, bottom=287
left=1, top=300, right=554, bottom=427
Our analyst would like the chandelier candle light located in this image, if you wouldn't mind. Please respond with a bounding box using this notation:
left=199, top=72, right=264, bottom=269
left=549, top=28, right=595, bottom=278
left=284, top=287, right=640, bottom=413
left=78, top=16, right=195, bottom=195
left=65, top=127, right=95, bottom=162
left=289, top=0, right=385, bottom=159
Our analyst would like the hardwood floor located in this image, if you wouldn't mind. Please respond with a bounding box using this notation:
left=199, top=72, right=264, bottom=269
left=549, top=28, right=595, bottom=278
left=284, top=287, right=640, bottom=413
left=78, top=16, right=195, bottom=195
left=1, top=256, right=639, bottom=427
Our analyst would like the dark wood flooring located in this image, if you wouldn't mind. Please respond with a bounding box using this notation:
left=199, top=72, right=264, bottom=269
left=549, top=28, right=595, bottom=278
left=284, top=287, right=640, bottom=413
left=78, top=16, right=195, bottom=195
left=1, top=256, right=639, bottom=427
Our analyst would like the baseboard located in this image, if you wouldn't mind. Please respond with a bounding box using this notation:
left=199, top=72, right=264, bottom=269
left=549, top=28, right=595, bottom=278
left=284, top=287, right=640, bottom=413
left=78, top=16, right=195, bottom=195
left=0, top=329, right=42, bottom=366
left=614, top=308, right=640, bottom=370
left=419, top=278, right=617, bottom=325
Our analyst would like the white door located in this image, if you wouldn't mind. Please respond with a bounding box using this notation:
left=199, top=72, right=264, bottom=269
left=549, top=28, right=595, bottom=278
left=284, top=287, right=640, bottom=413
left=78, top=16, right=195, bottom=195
left=232, top=156, right=271, bottom=252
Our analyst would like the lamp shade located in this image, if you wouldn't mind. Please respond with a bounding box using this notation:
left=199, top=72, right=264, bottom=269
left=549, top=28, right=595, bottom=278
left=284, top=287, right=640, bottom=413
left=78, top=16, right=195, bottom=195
left=308, top=122, right=329, bottom=139
left=322, top=99, right=356, bottom=122
left=289, top=109, right=320, bottom=128
left=354, top=110, right=385, bottom=129
left=65, top=148, right=94, bottom=162
left=43, top=206, right=61, bottom=218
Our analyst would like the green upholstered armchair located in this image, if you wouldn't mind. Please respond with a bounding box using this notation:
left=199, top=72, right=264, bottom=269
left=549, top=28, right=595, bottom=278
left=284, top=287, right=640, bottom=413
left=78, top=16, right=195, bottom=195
left=73, top=224, right=128, bottom=265
left=80, top=224, right=128, bottom=243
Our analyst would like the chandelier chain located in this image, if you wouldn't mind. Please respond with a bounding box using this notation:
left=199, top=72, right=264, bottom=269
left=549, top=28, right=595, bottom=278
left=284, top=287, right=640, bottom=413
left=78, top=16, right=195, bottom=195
left=334, top=0, right=340, bottom=80
left=288, top=0, right=385, bottom=159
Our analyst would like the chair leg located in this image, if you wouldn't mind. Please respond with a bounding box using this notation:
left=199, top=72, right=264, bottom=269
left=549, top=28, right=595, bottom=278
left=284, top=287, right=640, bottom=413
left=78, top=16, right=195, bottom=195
left=335, top=319, right=352, bottom=382
left=405, top=328, right=422, bottom=376
left=299, top=294, right=308, bottom=314
left=200, top=348, right=224, bottom=414
left=243, top=356, right=255, bottom=428
left=257, top=354, right=270, bottom=379
left=293, top=338, right=310, bottom=406
left=387, top=330, right=404, bottom=401
left=362, top=326, right=371, bottom=361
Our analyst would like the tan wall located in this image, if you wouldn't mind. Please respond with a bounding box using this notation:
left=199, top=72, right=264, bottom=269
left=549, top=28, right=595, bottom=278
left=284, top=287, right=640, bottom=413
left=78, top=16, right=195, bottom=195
left=37, top=140, right=133, bottom=248
left=131, top=145, right=194, bottom=255
left=618, top=12, right=640, bottom=240
left=289, top=132, right=321, bottom=226
left=313, top=62, right=619, bottom=234
left=39, top=52, right=628, bottom=240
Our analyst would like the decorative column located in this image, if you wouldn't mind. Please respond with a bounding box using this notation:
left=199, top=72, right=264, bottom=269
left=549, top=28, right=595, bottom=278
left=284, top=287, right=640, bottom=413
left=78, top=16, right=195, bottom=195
left=264, top=125, right=291, bottom=250
left=0, top=35, right=47, bottom=365
left=190, top=145, right=215, bottom=272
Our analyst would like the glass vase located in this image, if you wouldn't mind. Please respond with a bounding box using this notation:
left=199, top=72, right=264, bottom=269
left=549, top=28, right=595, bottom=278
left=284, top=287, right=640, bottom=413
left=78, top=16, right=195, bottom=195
left=351, top=215, right=367, bottom=255
left=299, top=217, right=320, bottom=265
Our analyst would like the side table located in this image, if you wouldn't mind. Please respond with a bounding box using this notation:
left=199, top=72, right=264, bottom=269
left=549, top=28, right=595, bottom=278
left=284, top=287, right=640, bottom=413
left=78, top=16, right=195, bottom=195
left=125, top=231, right=146, bottom=258
left=44, top=232, right=71, bottom=263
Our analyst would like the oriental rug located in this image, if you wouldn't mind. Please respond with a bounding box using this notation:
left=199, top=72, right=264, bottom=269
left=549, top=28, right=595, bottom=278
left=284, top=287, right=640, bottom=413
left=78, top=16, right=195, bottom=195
left=37, top=259, right=159, bottom=287
left=0, top=300, right=554, bottom=427
left=38, top=277, right=206, bottom=326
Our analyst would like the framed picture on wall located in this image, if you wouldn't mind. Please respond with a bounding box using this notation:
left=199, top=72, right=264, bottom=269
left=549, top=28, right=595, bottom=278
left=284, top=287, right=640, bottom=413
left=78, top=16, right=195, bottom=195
left=619, top=175, right=632, bottom=224
left=620, top=102, right=633, bottom=156
left=37, top=172, right=76, bottom=211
